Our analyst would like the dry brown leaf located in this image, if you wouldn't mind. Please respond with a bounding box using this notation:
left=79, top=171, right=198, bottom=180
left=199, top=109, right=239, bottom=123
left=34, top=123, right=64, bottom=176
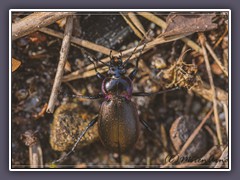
left=211, top=62, right=223, bottom=75
left=12, top=58, right=21, bottom=72
left=162, top=13, right=217, bottom=38
left=56, top=18, right=67, bottom=28
left=33, top=103, right=48, bottom=119
left=64, top=60, right=72, bottom=72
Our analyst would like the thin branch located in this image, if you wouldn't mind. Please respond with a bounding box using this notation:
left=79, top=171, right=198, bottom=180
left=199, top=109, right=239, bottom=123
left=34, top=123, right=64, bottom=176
left=199, top=33, right=223, bottom=148
left=223, top=102, right=228, bottom=136
left=214, top=146, right=228, bottom=168
left=205, top=41, right=228, bottom=76
left=47, top=16, right=73, bottom=113
left=12, top=12, right=74, bottom=40
left=213, top=25, right=228, bottom=49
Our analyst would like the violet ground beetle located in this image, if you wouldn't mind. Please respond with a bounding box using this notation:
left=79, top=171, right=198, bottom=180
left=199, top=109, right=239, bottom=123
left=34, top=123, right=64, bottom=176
left=53, top=43, right=179, bottom=164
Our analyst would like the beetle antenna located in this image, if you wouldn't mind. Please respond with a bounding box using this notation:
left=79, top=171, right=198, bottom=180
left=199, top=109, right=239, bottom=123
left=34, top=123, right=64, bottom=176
left=99, top=59, right=110, bottom=67
left=123, top=31, right=151, bottom=67
left=134, top=43, right=147, bottom=69
left=123, top=43, right=140, bottom=66
left=79, top=48, right=102, bottom=71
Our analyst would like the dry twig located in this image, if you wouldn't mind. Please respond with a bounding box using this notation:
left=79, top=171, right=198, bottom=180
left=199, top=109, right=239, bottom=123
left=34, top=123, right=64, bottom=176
left=213, top=26, right=228, bottom=49
left=205, top=41, right=228, bottom=76
left=223, top=103, right=228, bottom=136
left=214, top=146, right=228, bottom=168
left=47, top=16, right=73, bottom=113
left=199, top=33, right=223, bottom=148
left=12, top=12, right=74, bottom=40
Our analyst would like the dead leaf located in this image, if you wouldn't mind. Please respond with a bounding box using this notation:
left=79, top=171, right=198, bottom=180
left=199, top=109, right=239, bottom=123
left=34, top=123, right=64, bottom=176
left=162, top=13, right=217, bottom=38
left=33, top=103, right=48, bottom=119
left=56, top=18, right=67, bottom=28
left=64, top=60, right=72, bottom=72
left=211, top=62, right=223, bottom=75
left=12, top=58, right=21, bottom=72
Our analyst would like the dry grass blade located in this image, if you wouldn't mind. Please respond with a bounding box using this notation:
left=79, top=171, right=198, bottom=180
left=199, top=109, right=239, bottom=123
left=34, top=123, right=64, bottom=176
left=178, top=109, right=213, bottom=157
left=213, top=26, right=228, bottom=49
left=161, top=108, right=213, bottom=168
left=12, top=12, right=74, bottom=40
left=127, top=12, right=147, bottom=38
left=204, top=125, right=218, bottom=146
left=205, top=41, right=228, bottom=76
left=214, top=146, right=228, bottom=168
left=137, top=12, right=167, bottom=29
left=223, top=103, right=228, bottom=136
left=120, top=13, right=144, bottom=39
left=63, top=66, right=108, bottom=82
left=199, top=33, right=223, bottom=148
left=47, top=16, right=73, bottom=113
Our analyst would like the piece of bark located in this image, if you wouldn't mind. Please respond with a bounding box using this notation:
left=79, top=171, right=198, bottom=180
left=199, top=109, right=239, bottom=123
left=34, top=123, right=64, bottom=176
left=12, top=12, right=74, bottom=40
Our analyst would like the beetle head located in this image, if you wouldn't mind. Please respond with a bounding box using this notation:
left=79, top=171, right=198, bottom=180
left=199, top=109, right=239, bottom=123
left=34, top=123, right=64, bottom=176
left=108, top=57, right=126, bottom=78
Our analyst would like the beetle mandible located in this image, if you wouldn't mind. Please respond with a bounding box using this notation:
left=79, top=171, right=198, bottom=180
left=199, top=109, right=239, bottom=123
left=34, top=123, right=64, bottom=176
left=53, top=44, right=178, bottom=163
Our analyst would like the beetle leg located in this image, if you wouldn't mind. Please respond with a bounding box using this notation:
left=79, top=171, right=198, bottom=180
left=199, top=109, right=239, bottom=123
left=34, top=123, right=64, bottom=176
left=86, top=55, right=105, bottom=80
left=132, top=87, right=179, bottom=97
left=52, top=115, right=98, bottom=164
left=80, top=46, right=105, bottom=80
left=139, top=119, right=153, bottom=132
left=129, top=68, right=138, bottom=80
left=73, top=93, right=104, bottom=100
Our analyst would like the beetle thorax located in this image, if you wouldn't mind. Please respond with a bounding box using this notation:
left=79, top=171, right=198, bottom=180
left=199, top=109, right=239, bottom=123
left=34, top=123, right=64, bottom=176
left=102, top=77, right=132, bottom=100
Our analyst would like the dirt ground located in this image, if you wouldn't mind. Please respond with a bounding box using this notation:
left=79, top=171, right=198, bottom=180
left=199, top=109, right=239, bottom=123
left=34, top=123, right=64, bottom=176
left=11, top=11, right=229, bottom=169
